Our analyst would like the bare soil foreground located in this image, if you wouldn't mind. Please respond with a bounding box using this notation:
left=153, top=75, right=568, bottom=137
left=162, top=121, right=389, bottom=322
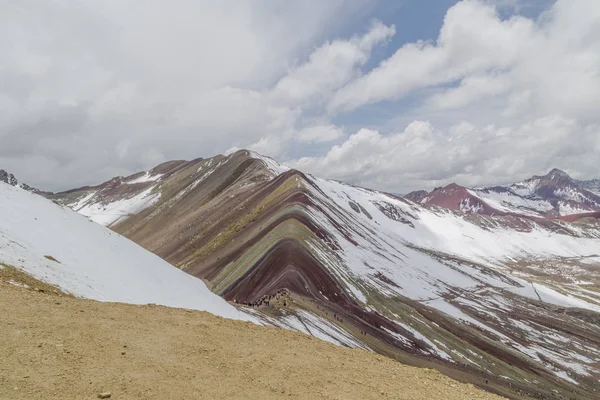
left=0, top=282, right=503, bottom=400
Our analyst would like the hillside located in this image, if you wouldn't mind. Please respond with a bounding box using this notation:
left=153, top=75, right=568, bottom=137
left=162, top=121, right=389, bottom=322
left=0, top=280, right=504, bottom=400
left=49, top=150, right=600, bottom=399
left=0, top=181, right=246, bottom=320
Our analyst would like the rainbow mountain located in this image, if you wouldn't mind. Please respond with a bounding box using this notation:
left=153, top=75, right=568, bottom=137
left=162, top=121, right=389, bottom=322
left=48, top=150, right=600, bottom=400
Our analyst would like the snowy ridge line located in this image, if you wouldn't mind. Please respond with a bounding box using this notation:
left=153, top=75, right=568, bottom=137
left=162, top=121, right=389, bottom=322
left=247, top=150, right=290, bottom=177
left=75, top=186, right=161, bottom=227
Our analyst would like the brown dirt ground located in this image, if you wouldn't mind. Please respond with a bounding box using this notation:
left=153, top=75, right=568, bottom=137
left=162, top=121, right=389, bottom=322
left=0, top=280, right=504, bottom=400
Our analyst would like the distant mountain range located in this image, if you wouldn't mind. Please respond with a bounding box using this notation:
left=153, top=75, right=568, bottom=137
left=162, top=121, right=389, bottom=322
left=579, top=177, right=600, bottom=195
left=3, top=153, right=600, bottom=399
left=406, top=168, right=600, bottom=219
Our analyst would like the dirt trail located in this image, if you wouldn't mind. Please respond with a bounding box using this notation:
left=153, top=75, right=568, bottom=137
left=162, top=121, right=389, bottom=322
left=0, top=282, right=504, bottom=400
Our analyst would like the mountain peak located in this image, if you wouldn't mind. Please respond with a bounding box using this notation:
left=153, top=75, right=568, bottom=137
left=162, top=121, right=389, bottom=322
left=546, top=168, right=572, bottom=180
left=442, top=182, right=465, bottom=190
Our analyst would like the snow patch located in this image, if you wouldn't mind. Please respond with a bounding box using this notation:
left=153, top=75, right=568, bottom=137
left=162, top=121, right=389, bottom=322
left=248, top=151, right=290, bottom=177
left=126, top=171, right=163, bottom=184
left=77, top=186, right=161, bottom=227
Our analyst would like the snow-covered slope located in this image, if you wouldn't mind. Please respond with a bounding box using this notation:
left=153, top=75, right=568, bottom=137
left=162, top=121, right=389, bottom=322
left=47, top=160, right=195, bottom=227
left=310, top=176, right=600, bottom=309
left=292, top=173, right=600, bottom=393
left=51, top=177, right=164, bottom=227
left=468, top=186, right=554, bottom=216
left=74, top=185, right=161, bottom=226
left=0, top=182, right=248, bottom=321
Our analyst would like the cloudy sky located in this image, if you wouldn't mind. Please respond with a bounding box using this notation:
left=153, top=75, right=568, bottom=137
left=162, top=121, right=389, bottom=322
left=1, top=0, right=599, bottom=193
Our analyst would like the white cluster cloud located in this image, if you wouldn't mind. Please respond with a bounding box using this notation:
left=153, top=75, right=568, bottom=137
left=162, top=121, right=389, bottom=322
left=292, top=0, right=600, bottom=192
left=327, top=0, right=600, bottom=118
left=270, top=21, right=395, bottom=107
left=1, top=0, right=599, bottom=193
left=0, top=0, right=376, bottom=189
left=292, top=117, right=600, bottom=193
left=296, top=124, right=345, bottom=143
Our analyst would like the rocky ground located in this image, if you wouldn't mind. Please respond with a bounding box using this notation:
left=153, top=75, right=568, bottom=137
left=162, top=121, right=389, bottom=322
left=0, top=276, right=504, bottom=400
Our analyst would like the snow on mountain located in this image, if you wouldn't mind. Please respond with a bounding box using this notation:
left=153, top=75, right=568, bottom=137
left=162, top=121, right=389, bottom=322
left=0, top=182, right=249, bottom=321
left=74, top=186, right=161, bottom=226
left=409, top=168, right=600, bottom=218
left=125, top=171, right=164, bottom=184
left=49, top=161, right=190, bottom=227
left=309, top=176, right=600, bottom=310
left=468, top=187, right=554, bottom=217
left=412, top=183, right=494, bottom=214
left=579, top=179, right=600, bottom=195
left=509, top=168, right=600, bottom=214
left=50, top=152, right=286, bottom=227
left=247, top=150, right=291, bottom=177
left=408, top=183, right=543, bottom=216
left=294, top=172, right=600, bottom=392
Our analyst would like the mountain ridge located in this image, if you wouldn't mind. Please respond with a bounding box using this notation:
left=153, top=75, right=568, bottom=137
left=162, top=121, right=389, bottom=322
left=45, top=150, right=600, bottom=399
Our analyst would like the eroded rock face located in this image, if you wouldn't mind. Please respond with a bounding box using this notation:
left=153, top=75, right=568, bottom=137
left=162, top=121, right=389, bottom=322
left=0, top=169, right=51, bottom=195
left=0, top=169, right=18, bottom=186
left=404, top=190, right=428, bottom=201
